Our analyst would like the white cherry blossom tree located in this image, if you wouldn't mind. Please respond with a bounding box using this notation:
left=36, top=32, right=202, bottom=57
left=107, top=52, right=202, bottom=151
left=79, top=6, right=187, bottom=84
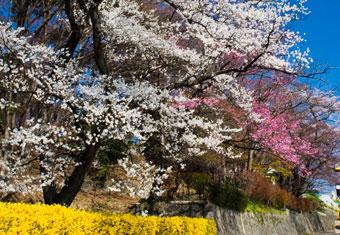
left=0, top=0, right=311, bottom=205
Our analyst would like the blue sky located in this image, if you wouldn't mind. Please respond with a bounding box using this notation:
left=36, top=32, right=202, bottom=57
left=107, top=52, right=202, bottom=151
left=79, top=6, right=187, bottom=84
left=291, top=0, right=340, bottom=93
left=292, top=1, right=340, bottom=195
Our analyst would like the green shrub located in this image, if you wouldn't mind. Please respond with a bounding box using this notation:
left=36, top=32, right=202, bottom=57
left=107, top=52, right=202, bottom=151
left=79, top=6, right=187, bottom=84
left=209, top=182, right=248, bottom=211
left=245, top=201, right=285, bottom=214
left=97, top=139, right=130, bottom=165
left=190, top=173, right=212, bottom=197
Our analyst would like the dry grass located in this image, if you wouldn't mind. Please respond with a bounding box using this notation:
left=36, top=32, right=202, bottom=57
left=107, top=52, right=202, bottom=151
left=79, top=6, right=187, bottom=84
left=71, top=190, right=138, bottom=213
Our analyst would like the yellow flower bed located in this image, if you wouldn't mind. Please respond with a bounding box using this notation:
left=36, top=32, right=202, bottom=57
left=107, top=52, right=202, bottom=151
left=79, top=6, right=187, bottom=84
left=0, top=202, right=216, bottom=235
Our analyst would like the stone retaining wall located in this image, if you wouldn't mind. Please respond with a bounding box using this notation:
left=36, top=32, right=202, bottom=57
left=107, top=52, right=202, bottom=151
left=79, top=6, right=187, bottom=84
left=209, top=205, right=336, bottom=235
left=135, top=201, right=336, bottom=235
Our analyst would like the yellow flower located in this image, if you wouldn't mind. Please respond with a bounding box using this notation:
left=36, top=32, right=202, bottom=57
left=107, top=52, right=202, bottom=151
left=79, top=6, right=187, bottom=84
left=0, top=202, right=216, bottom=235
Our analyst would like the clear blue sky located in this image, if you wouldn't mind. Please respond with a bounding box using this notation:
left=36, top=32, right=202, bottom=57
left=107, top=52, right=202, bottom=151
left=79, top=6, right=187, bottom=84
left=291, top=0, right=340, bottom=195
left=291, top=0, right=340, bottom=93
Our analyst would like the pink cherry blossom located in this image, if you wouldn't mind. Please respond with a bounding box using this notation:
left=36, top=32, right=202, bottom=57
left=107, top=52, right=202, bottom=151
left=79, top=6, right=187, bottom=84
left=252, top=102, right=317, bottom=165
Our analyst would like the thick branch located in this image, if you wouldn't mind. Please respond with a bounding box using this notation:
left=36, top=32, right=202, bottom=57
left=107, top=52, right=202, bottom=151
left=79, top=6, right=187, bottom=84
left=89, top=3, right=109, bottom=74
left=63, top=0, right=82, bottom=60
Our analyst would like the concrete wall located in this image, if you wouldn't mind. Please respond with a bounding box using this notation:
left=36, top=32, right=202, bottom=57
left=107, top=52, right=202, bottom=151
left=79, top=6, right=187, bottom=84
left=208, top=205, right=336, bottom=235
left=135, top=201, right=336, bottom=235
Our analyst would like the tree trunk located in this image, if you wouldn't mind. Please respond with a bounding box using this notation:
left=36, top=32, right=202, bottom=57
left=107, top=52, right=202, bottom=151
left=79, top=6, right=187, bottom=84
left=247, top=149, right=254, bottom=171
left=13, top=0, right=30, bottom=28
left=39, top=155, right=58, bottom=204
left=89, top=4, right=109, bottom=74
left=42, top=144, right=100, bottom=206
left=63, top=0, right=82, bottom=60
left=42, top=182, right=57, bottom=205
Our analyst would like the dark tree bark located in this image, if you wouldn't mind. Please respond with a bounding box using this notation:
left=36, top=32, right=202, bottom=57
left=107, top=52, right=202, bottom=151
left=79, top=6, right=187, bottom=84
left=54, top=144, right=100, bottom=205
left=39, top=155, right=58, bottom=204
left=12, top=0, right=30, bottom=27
left=42, top=144, right=100, bottom=206
left=89, top=4, right=109, bottom=74
left=63, top=0, right=82, bottom=61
